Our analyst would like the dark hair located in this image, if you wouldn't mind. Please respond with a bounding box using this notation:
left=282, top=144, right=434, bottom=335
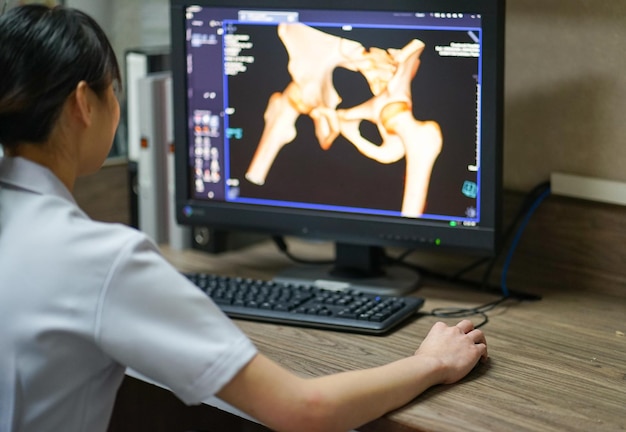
left=0, top=5, right=121, bottom=148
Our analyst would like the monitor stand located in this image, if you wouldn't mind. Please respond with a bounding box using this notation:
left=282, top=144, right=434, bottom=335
left=273, top=243, right=420, bottom=296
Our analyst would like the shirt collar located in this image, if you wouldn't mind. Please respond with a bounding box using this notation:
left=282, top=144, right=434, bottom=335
left=0, top=156, right=76, bottom=205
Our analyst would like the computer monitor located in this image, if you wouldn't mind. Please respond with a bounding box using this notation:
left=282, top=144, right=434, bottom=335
left=170, top=0, right=504, bottom=295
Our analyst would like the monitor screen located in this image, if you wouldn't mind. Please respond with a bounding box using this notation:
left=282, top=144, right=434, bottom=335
left=170, top=0, right=504, bottom=295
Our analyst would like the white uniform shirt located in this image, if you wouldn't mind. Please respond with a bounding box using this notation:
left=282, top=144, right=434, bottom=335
left=0, top=157, right=258, bottom=432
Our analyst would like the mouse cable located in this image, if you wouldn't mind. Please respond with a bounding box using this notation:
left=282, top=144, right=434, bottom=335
left=273, top=235, right=532, bottom=328
left=386, top=180, right=551, bottom=296
left=384, top=182, right=551, bottom=327
left=428, top=296, right=512, bottom=328
left=424, top=184, right=552, bottom=327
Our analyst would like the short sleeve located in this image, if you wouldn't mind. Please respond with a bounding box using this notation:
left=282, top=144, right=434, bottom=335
left=95, top=234, right=257, bottom=404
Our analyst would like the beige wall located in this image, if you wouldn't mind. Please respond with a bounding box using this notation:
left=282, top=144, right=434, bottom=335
left=504, top=0, right=626, bottom=190
left=109, top=0, right=170, bottom=61
left=71, top=0, right=626, bottom=192
left=65, top=0, right=170, bottom=78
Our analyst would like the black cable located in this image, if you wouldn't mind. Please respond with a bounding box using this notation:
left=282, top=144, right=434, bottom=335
left=386, top=181, right=551, bottom=325
left=271, top=236, right=335, bottom=266
left=477, top=180, right=551, bottom=289
left=449, top=256, right=491, bottom=281
left=446, top=180, right=551, bottom=285
left=388, top=180, right=551, bottom=291
left=273, top=237, right=516, bottom=327
left=273, top=181, right=551, bottom=327
left=428, top=296, right=511, bottom=328
left=499, top=186, right=551, bottom=297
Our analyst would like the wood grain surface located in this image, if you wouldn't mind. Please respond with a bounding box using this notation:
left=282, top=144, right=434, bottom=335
left=80, top=163, right=625, bottom=431
left=158, top=224, right=626, bottom=432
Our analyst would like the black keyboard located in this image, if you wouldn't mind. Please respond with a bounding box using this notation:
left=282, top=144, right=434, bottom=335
left=184, top=273, right=424, bottom=335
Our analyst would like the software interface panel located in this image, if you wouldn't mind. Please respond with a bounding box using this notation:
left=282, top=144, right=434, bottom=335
left=185, top=7, right=483, bottom=226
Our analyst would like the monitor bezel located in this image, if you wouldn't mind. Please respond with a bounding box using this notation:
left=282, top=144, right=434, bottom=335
left=170, top=0, right=504, bottom=256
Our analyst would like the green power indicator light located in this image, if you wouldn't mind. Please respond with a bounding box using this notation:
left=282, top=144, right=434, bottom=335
left=449, top=221, right=457, bottom=227
left=435, top=238, right=442, bottom=246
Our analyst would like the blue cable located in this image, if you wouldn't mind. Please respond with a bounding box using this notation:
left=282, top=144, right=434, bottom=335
left=500, top=186, right=552, bottom=297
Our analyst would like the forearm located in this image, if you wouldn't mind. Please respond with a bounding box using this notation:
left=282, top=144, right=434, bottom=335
left=217, top=320, right=487, bottom=432
left=304, top=355, right=445, bottom=431
left=218, top=353, right=445, bottom=432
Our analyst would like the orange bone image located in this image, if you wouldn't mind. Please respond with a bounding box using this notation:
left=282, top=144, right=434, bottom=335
left=245, top=23, right=442, bottom=217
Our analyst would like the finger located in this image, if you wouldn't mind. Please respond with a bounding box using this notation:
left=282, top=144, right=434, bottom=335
left=455, top=319, right=474, bottom=334
left=467, top=329, right=489, bottom=362
left=477, top=343, right=489, bottom=362
left=467, top=328, right=486, bottom=346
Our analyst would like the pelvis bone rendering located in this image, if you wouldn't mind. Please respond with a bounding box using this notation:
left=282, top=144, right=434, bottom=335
left=245, top=23, right=442, bottom=218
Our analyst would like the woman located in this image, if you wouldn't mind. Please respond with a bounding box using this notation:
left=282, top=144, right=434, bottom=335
left=0, top=5, right=488, bottom=432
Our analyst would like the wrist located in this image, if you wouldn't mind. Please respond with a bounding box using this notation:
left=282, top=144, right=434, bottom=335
left=411, top=354, right=448, bottom=387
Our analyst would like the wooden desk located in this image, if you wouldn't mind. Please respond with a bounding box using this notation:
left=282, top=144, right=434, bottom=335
left=74, top=165, right=624, bottom=431
left=110, top=232, right=625, bottom=432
